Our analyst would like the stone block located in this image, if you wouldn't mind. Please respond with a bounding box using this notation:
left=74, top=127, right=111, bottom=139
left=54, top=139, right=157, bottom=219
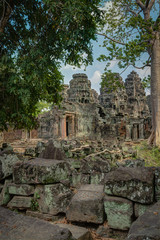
left=0, top=206, right=74, bottom=240
left=0, top=154, right=20, bottom=181
left=13, top=158, right=71, bottom=184
left=36, top=183, right=72, bottom=215
left=105, top=167, right=154, bottom=204
left=80, top=158, right=111, bottom=174
left=126, top=202, right=160, bottom=240
left=26, top=210, right=53, bottom=221
left=8, top=183, right=34, bottom=196
left=66, top=184, right=104, bottom=224
left=154, top=167, right=160, bottom=201
left=104, top=196, right=133, bottom=230
left=54, top=223, right=92, bottom=240
left=7, top=196, right=32, bottom=209
left=91, top=172, right=106, bottom=184
left=0, top=179, right=12, bottom=205
left=71, top=173, right=90, bottom=187
left=134, top=203, right=153, bottom=218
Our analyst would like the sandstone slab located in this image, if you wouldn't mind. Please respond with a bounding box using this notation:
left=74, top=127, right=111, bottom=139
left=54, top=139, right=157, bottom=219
left=55, top=223, right=92, bottom=240
left=0, top=179, right=12, bottom=205
left=13, top=158, right=71, bottom=184
left=36, top=183, right=72, bottom=214
left=66, top=184, right=104, bottom=224
left=127, top=202, right=160, bottom=240
left=104, top=196, right=133, bottom=230
left=8, top=183, right=35, bottom=196
left=7, top=196, right=32, bottom=209
left=134, top=202, right=153, bottom=218
left=105, top=167, right=154, bottom=204
left=154, top=167, right=160, bottom=201
left=0, top=154, right=19, bottom=181
left=0, top=206, right=74, bottom=240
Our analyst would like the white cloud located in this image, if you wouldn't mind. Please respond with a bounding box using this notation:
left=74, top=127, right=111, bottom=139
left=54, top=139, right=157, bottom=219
left=90, top=70, right=101, bottom=84
left=136, top=67, right=151, bottom=79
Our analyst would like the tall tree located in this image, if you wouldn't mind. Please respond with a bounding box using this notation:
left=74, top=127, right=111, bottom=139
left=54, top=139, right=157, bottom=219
left=98, top=0, right=160, bottom=146
left=0, top=0, right=101, bottom=130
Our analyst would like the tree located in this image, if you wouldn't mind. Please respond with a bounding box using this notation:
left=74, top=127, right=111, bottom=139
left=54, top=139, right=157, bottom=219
left=0, top=0, right=102, bottom=130
left=98, top=0, right=160, bottom=146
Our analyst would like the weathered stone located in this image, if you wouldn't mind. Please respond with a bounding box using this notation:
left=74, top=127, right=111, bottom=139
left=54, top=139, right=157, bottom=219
left=117, top=159, right=145, bottom=168
left=134, top=203, right=153, bottom=218
left=54, top=223, right=92, bottom=240
left=24, top=147, right=36, bottom=157
left=80, top=158, right=111, bottom=174
left=90, top=172, right=106, bottom=184
left=0, top=154, right=19, bottom=181
left=127, top=202, right=160, bottom=240
left=105, top=167, right=154, bottom=204
left=36, top=183, right=73, bottom=215
left=8, top=183, right=34, bottom=196
left=0, top=206, right=74, bottom=240
left=13, top=158, right=71, bottom=184
left=0, top=179, right=12, bottom=205
left=7, top=196, right=32, bottom=209
left=154, top=167, right=160, bottom=201
left=66, top=184, right=104, bottom=224
left=39, top=141, right=65, bottom=160
left=26, top=210, right=53, bottom=221
left=104, top=196, right=133, bottom=230
left=71, top=173, right=90, bottom=187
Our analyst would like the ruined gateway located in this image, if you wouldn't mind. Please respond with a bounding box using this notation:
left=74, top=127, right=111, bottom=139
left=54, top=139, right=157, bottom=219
left=38, top=71, right=151, bottom=142
left=1, top=71, right=151, bottom=143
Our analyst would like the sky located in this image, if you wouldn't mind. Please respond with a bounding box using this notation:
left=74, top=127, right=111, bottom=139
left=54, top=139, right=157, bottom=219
left=60, top=1, right=152, bottom=94
left=60, top=35, right=151, bottom=94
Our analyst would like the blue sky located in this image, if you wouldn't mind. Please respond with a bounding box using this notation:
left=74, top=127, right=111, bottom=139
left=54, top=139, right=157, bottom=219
left=61, top=1, right=152, bottom=94
left=61, top=34, right=150, bottom=94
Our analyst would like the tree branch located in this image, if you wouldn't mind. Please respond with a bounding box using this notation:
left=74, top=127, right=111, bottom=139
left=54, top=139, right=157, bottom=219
left=0, top=0, right=13, bottom=33
left=136, top=0, right=145, bottom=10
left=97, top=32, right=126, bottom=46
left=148, top=0, right=155, bottom=10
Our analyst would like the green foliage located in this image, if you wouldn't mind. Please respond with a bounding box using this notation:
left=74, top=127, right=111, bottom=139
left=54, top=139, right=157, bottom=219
left=135, top=141, right=160, bottom=167
left=101, top=70, right=124, bottom=92
left=0, top=0, right=102, bottom=130
left=30, top=192, right=40, bottom=211
left=98, top=0, right=159, bottom=86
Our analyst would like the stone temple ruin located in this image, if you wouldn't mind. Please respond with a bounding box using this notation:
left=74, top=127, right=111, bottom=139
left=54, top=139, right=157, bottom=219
left=37, top=71, right=151, bottom=142
left=0, top=71, right=151, bottom=144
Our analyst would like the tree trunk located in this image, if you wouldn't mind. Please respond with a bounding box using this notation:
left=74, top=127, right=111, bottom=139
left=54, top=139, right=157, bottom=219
left=148, top=32, right=160, bottom=146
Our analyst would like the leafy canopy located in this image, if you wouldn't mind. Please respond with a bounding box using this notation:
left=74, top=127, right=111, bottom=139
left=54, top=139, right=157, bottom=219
left=0, top=0, right=102, bottom=130
left=98, top=0, right=159, bottom=89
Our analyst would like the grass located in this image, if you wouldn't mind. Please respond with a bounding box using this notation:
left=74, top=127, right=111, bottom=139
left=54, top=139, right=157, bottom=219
left=134, top=140, right=160, bottom=167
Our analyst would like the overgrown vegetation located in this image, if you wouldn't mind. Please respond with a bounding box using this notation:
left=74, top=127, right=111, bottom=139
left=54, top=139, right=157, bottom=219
left=135, top=141, right=160, bottom=167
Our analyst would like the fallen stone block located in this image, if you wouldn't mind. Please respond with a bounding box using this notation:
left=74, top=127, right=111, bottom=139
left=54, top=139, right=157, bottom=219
left=104, top=196, right=133, bottom=230
left=0, top=206, right=74, bottom=240
left=54, top=223, right=93, bottom=240
left=7, top=196, right=32, bottom=209
left=0, top=154, right=19, bottom=181
left=134, top=202, right=153, bottom=218
left=66, top=184, right=104, bottom=224
left=154, top=167, right=160, bottom=201
left=26, top=210, right=53, bottom=221
left=0, top=179, right=12, bottom=205
left=126, top=202, right=160, bottom=240
left=90, top=172, right=106, bottom=184
left=8, top=183, right=34, bottom=196
left=71, top=173, right=90, bottom=187
left=13, top=158, right=71, bottom=184
left=105, top=167, right=154, bottom=204
left=80, top=158, right=111, bottom=174
left=36, top=183, right=73, bottom=215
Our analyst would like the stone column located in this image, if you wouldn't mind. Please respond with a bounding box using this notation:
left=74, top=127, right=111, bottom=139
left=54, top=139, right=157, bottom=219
left=139, top=122, right=144, bottom=139
left=126, top=125, right=132, bottom=141
left=60, top=116, right=66, bottom=139
left=133, top=124, right=138, bottom=141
